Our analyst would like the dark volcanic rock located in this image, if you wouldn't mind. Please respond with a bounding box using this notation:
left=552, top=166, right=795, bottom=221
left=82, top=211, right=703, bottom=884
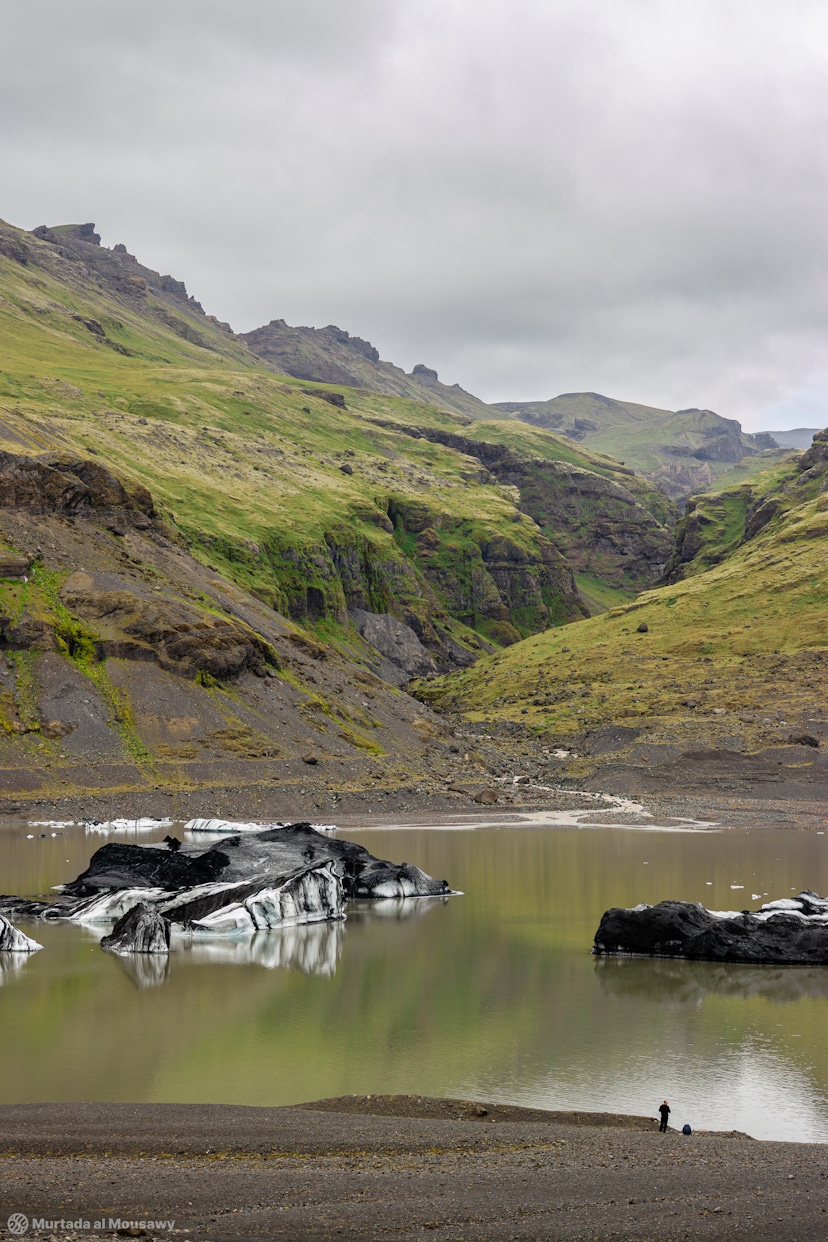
left=59, top=575, right=274, bottom=679
left=101, top=903, right=170, bottom=954
left=350, top=608, right=437, bottom=682
left=0, top=451, right=155, bottom=521
left=593, top=893, right=828, bottom=964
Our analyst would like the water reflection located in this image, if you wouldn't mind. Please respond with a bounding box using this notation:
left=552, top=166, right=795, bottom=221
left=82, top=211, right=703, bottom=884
left=0, top=951, right=33, bottom=986
left=114, top=952, right=171, bottom=990
left=182, top=922, right=344, bottom=976
left=349, top=895, right=450, bottom=922
left=595, top=956, right=828, bottom=1005
left=4, top=820, right=828, bottom=1140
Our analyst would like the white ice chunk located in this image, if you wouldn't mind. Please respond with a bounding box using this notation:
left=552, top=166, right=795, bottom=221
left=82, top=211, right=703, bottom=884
left=184, top=862, right=345, bottom=935
left=184, top=817, right=277, bottom=834
left=184, top=817, right=338, bottom=835
left=83, top=818, right=174, bottom=835
left=69, top=888, right=168, bottom=924
left=0, top=915, right=43, bottom=953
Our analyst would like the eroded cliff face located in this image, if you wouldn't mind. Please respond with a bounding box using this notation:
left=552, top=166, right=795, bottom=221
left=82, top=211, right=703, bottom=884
left=386, top=426, right=676, bottom=595
left=665, top=436, right=825, bottom=583
left=0, top=454, right=461, bottom=812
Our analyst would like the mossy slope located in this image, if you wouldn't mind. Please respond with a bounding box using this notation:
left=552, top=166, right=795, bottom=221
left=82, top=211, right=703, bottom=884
left=416, top=442, right=828, bottom=760
left=0, top=217, right=673, bottom=654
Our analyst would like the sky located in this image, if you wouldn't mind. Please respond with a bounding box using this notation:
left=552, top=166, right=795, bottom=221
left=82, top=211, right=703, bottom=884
left=2, top=0, right=827, bottom=429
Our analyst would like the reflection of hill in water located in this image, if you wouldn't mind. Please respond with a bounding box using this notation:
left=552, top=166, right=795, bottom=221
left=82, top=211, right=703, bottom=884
left=0, top=952, right=31, bottom=987
left=595, top=955, right=828, bottom=1004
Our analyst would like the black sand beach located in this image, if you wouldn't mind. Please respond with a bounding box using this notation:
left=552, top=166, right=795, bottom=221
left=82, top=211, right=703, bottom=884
left=1, top=1098, right=826, bottom=1241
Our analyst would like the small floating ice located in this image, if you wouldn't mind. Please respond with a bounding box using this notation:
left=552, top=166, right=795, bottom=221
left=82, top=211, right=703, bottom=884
left=83, top=817, right=174, bottom=835
left=185, top=817, right=337, bottom=835
left=0, top=915, right=42, bottom=953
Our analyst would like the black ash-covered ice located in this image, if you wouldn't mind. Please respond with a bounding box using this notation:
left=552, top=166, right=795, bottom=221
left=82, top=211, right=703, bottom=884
left=101, top=903, right=171, bottom=955
left=593, top=891, right=828, bottom=964
left=0, top=822, right=454, bottom=948
left=0, top=914, right=42, bottom=954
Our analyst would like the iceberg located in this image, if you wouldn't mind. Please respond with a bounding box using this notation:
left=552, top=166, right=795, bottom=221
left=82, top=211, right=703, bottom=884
left=594, top=890, right=828, bottom=964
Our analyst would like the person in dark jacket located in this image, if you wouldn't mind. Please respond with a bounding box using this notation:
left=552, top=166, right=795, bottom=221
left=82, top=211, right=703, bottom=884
left=658, top=1100, right=670, bottom=1132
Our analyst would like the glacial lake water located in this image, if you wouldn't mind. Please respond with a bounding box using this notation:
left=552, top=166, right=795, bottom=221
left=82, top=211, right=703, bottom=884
left=3, top=814, right=828, bottom=1142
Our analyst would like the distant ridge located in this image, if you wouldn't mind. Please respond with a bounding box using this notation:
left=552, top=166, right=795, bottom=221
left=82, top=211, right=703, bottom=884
left=763, top=428, right=819, bottom=450
left=241, top=319, right=499, bottom=421
left=492, top=391, right=786, bottom=499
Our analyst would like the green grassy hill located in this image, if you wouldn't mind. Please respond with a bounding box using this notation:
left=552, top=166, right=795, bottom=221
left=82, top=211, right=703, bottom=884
left=0, top=214, right=682, bottom=809
left=415, top=440, right=828, bottom=766
left=0, top=218, right=676, bottom=654
left=495, top=392, right=787, bottom=500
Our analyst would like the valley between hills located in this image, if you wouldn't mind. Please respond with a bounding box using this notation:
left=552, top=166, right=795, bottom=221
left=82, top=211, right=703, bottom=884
left=0, top=216, right=826, bottom=826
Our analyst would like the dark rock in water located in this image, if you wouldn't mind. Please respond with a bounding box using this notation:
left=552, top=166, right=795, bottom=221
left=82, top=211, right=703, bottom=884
left=101, top=903, right=170, bottom=955
left=0, top=914, right=42, bottom=953
left=593, top=892, right=828, bottom=964
left=60, top=824, right=450, bottom=900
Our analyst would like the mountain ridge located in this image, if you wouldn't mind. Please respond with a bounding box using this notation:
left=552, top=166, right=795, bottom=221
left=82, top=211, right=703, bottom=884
left=0, top=213, right=681, bottom=813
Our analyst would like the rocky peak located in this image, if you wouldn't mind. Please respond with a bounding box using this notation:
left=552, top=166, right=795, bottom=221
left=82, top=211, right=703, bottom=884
left=411, top=364, right=439, bottom=381
left=323, top=325, right=380, bottom=362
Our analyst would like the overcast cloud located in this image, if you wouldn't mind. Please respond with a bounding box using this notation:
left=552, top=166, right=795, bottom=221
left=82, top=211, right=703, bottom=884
left=2, top=0, right=827, bottom=428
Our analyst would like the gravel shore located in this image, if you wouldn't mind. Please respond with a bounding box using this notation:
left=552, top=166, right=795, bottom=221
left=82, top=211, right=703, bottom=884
left=1, top=1098, right=826, bottom=1241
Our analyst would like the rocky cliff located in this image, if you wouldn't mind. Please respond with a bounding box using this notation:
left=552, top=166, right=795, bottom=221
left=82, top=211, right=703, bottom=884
left=664, top=436, right=824, bottom=583
left=241, top=319, right=497, bottom=420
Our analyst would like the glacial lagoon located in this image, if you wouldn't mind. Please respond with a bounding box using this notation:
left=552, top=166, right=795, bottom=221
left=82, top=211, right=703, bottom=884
left=2, top=815, right=828, bottom=1142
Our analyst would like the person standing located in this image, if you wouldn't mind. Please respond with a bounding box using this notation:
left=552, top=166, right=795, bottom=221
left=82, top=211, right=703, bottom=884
left=658, top=1100, right=670, bottom=1133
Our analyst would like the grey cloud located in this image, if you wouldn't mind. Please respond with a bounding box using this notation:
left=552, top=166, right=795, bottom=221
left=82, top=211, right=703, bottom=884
left=1, top=0, right=827, bottom=428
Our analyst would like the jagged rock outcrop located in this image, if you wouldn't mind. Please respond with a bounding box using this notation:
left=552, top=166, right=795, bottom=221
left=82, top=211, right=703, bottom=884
left=240, top=319, right=495, bottom=419
left=60, top=572, right=276, bottom=679
left=392, top=425, right=675, bottom=591
left=100, top=903, right=171, bottom=954
left=350, top=608, right=437, bottom=683
left=797, top=428, right=828, bottom=477
left=593, top=892, right=828, bottom=964
left=0, top=914, right=42, bottom=953
left=0, top=451, right=154, bottom=526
